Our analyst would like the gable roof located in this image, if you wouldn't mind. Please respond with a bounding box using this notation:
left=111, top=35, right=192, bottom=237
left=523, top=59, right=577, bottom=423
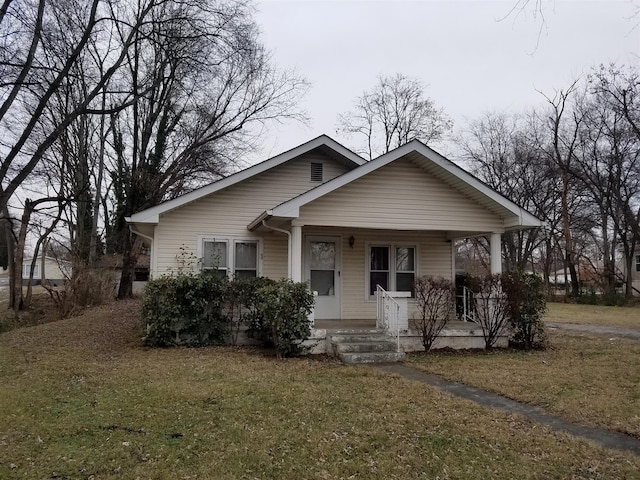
left=128, top=135, right=365, bottom=224
left=248, top=140, right=543, bottom=231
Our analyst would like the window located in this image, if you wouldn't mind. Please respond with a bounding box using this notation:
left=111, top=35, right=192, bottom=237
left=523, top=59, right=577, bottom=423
left=369, top=245, right=416, bottom=297
left=636, top=255, right=640, bottom=272
left=369, top=246, right=389, bottom=295
left=22, top=264, right=39, bottom=278
left=395, top=247, right=416, bottom=292
left=311, top=162, right=323, bottom=182
left=201, top=238, right=258, bottom=278
left=202, top=241, right=227, bottom=277
left=234, top=241, right=257, bottom=279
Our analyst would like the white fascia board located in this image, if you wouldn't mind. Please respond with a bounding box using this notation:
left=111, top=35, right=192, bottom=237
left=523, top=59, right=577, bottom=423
left=411, top=143, right=544, bottom=228
left=128, top=135, right=365, bottom=224
left=413, top=143, right=542, bottom=225
left=504, top=208, right=544, bottom=229
left=247, top=210, right=272, bottom=231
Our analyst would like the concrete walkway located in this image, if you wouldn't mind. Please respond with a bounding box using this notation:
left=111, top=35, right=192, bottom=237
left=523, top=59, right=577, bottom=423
left=376, top=363, right=640, bottom=456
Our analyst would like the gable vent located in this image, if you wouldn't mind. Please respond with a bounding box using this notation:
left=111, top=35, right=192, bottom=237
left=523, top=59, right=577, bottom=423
left=310, top=162, right=323, bottom=182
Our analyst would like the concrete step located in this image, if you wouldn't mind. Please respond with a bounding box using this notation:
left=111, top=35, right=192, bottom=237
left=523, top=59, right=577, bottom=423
left=339, top=351, right=406, bottom=364
left=328, top=330, right=404, bottom=364
left=328, top=333, right=390, bottom=343
left=334, top=342, right=397, bottom=354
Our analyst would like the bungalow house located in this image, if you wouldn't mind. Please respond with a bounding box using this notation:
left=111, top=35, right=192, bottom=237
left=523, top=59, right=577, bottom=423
left=97, top=253, right=150, bottom=296
left=127, top=135, right=542, bottom=358
left=21, top=256, right=72, bottom=286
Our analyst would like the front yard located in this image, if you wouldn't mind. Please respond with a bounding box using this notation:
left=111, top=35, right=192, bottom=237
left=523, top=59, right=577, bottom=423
left=1, top=300, right=639, bottom=479
left=408, top=302, right=640, bottom=438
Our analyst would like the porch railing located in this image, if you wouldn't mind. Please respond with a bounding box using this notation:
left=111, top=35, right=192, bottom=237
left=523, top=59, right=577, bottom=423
left=460, top=286, right=476, bottom=322
left=376, top=285, right=400, bottom=353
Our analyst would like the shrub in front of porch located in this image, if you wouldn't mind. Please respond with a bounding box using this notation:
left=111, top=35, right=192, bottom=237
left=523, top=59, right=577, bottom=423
left=411, top=276, right=456, bottom=351
left=142, top=274, right=231, bottom=347
left=501, top=272, right=547, bottom=349
left=246, top=279, right=315, bottom=358
left=468, top=272, right=547, bottom=349
left=141, top=274, right=274, bottom=347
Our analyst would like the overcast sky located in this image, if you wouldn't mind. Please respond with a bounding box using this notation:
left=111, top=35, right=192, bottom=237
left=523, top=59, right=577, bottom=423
left=252, top=0, right=640, bottom=160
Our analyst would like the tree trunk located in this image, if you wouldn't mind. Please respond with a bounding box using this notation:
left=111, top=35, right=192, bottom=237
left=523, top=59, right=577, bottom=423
left=117, top=232, right=138, bottom=299
left=12, top=201, right=33, bottom=311
left=2, top=205, right=15, bottom=311
left=560, top=174, right=580, bottom=297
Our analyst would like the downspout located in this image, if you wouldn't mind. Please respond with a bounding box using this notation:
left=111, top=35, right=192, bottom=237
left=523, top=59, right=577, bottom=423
left=261, top=219, right=292, bottom=279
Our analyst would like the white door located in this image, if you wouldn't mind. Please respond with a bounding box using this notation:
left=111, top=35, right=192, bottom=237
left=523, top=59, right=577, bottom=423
left=306, top=236, right=341, bottom=320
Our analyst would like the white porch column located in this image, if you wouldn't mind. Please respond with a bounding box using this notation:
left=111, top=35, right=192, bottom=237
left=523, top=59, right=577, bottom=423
left=290, top=225, right=303, bottom=282
left=490, top=232, right=502, bottom=275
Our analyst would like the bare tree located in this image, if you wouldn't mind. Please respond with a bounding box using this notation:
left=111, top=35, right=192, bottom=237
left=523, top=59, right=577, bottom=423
left=458, top=111, right=553, bottom=273
left=0, top=0, right=162, bottom=214
left=104, top=0, right=307, bottom=298
left=583, top=65, right=640, bottom=297
left=539, top=82, right=585, bottom=297
left=338, top=73, right=452, bottom=159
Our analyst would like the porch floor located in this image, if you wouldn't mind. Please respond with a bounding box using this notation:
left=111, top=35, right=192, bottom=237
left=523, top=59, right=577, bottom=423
left=313, top=319, right=480, bottom=332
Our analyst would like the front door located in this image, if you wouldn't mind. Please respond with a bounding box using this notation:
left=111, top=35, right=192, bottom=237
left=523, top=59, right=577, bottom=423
left=306, top=236, right=341, bottom=320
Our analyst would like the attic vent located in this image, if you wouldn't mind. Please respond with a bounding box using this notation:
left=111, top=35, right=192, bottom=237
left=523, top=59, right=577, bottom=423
left=310, top=162, right=323, bottom=182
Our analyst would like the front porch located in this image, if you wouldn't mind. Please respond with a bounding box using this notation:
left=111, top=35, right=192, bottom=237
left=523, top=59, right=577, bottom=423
left=308, top=319, right=507, bottom=357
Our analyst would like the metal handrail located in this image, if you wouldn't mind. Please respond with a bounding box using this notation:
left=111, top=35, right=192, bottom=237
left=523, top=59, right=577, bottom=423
left=376, top=285, right=400, bottom=352
left=461, top=286, right=475, bottom=322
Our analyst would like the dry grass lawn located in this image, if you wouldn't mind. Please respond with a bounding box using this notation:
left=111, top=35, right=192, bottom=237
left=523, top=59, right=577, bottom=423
left=409, top=302, right=640, bottom=439
left=1, top=300, right=639, bottom=479
left=546, top=302, right=640, bottom=328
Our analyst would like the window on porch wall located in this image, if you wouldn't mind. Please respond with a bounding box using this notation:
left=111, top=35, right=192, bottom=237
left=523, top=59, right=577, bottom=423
left=396, top=247, right=415, bottom=293
left=370, top=246, right=389, bottom=295
left=369, top=245, right=416, bottom=297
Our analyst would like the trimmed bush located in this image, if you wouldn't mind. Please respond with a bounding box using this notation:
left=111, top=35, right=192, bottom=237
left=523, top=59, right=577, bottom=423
left=246, top=279, right=315, bottom=358
left=501, top=272, right=547, bottom=349
left=411, top=276, right=455, bottom=351
left=142, top=274, right=230, bottom=347
left=225, top=276, right=275, bottom=345
left=465, top=272, right=548, bottom=350
left=141, top=274, right=312, bottom=354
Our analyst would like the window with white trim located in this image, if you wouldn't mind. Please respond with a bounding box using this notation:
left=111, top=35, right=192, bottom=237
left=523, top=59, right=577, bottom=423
left=636, top=254, right=640, bottom=272
left=234, top=241, right=258, bottom=278
left=368, top=245, right=416, bottom=297
left=201, top=239, right=258, bottom=278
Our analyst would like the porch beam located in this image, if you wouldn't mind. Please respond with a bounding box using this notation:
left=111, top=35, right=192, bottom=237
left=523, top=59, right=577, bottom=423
left=490, top=232, right=502, bottom=275
left=291, top=225, right=303, bottom=282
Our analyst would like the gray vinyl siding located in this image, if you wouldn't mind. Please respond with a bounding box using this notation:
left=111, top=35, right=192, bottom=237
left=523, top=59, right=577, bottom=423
left=153, top=153, right=348, bottom=276
left=297, top=158, right=505, bottom=232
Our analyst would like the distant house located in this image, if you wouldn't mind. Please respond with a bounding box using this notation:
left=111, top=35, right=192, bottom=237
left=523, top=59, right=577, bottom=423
left=127, top=135, right=542, bottom=321
left=630, top=251, right=640, bottom=295
left=97, top=253, right=150, bottom=295
left=21, top=256, right=71, bottom=286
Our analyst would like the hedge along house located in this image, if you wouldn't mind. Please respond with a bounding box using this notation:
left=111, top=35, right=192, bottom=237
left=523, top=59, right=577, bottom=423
left=127, top=135, right=542, bottom=356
